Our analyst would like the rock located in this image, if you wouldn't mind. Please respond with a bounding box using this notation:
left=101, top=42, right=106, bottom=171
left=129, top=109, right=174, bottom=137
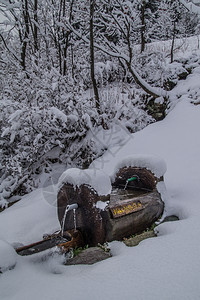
left=178, top=71, right=189, bottom=80
left=0, top=240, right=17, bottom=273
left=123, top=231, right=156, bottom=247
left=146, top=98, right=168, bottom=121
left=192, top=100, right=200, bottom=106
left=65, top=247, right=111, bottom=265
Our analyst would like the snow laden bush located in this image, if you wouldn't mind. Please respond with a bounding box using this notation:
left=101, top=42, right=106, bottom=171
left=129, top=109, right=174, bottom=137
left=0, top=68, right=153, bottom=206
left=132, top=51, right=166, bottom=87
left=162, top=53, right=200, bottom=91
left=0, top=94, right=92, bottom=204
left=72, top=53, right=121, bottom=88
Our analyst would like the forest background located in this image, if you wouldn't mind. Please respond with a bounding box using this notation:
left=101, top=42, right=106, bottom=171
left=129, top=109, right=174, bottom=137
left=0, top=0, right=199, bottom=207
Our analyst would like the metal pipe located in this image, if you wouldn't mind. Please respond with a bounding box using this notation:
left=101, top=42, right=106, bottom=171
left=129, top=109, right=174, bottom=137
left=66, top=203, right=78, bottom=211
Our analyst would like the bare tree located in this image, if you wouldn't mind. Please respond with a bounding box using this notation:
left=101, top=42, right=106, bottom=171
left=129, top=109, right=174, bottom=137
left=21, top=0, right=30, bottom=70
left=140, top=1, right=146, bottom=53
left=33, top=0, right=38, bottom=51
left=64, top=0, right=166, bottom=98
left=90, top=0, right=100, bottom=113
left=0, top=0, right=40, bottom=70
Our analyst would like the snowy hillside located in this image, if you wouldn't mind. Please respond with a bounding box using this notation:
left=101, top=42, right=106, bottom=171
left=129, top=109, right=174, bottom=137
left=1, top=46, right=200, bottom=299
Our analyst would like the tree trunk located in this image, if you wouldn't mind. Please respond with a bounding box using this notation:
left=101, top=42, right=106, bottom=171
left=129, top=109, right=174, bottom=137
left=90, top=0, right=101, bottom=114
left=21, top=0, right=30, bottom=70
left=63, top=0, right=73, bottom=76
left=170, top=21, right=176, bottom=63
left=63, top=2, right=167, bottom=99
left=141, top=2, right=146, bottom=53
left=62, top=0, right=67, bottom=76
left=33, top=0, right=38, bottom=51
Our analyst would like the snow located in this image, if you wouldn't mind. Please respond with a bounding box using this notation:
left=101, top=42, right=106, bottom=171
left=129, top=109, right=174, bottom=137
left=0, top=189, right=59, bottom=245
left=145, top=35, right=200, bottom=58
left=95, top=200, right=109, bottom=210
left=170, top=66, right=200, bottom=98
left=180, top=0, right=200, bottom=14
left=0, top=240, right=17, bottom=273
left=1, top=98, right=200, bottom=299
left=1, top=47, right=200, bottom=300
left=110, top=154, right=167, bottom=182
left=58, top=168, right=112, bottom=196
left=49, top=107, right=68, bottom=123
left=129, top=63, right=168, bottom=98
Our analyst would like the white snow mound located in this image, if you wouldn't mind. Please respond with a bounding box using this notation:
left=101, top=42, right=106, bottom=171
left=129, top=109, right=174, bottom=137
left=111, top=154, right=167, bottom=181
left=58, top=168, right=112, bottom=196
left=0, top=240, right=17, bottom=273
left=95, top=200, right=109, bottom=210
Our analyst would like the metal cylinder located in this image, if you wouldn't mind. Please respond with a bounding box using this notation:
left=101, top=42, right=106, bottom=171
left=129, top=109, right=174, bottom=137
left=66, top=203, right=78, bottom=211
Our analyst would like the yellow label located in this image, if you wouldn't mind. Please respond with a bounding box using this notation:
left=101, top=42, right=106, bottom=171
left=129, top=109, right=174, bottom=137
left=110, top=201, right=143, bottom=218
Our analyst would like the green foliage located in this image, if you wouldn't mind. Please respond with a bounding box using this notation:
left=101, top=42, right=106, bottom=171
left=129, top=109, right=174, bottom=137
left=72, top=245, right=89, bottom=257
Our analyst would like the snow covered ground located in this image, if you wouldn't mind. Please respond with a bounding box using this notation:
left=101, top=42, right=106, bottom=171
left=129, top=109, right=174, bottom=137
left=1, top=51, right=200, bottom=299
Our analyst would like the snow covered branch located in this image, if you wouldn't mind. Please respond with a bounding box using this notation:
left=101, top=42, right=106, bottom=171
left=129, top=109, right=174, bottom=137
left=180, top=0, right=200, bottom=14
left=63, top=21, right=166, bottom=98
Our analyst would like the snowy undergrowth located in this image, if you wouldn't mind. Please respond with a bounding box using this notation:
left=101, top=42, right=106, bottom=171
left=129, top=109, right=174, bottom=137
left=0, top=79, right=153, bottom=207
left=167, top=52, right=200, bottom=111
left=1, top=40, right=200, bottom=207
